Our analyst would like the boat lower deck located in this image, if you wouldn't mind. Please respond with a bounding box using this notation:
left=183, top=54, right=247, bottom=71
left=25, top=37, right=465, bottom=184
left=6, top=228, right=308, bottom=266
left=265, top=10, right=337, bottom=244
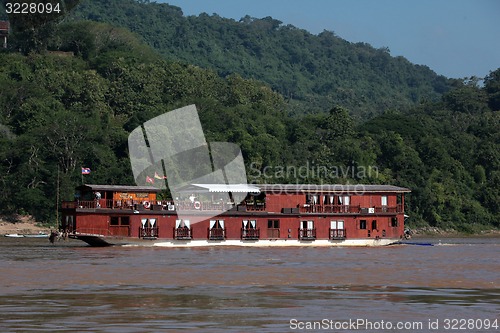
left=69, top=233, right=399, bottom=247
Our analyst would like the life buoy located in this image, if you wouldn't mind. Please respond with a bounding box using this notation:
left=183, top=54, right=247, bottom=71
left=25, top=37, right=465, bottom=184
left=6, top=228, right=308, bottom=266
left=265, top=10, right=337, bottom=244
left=143, top=201, right=151, bottom=209
left=193, top=201, right=201, bottom=210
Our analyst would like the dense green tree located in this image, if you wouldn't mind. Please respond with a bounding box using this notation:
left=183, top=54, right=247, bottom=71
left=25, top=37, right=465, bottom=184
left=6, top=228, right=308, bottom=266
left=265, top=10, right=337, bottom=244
left=67, top=0, right=452, bottom=119
left=2, top=0, right=81, bottom=53
left=484, top=68, right=500, bottom=111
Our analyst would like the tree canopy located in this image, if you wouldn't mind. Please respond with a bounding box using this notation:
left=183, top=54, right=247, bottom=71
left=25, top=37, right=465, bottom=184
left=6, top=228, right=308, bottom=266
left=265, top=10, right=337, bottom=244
left=66, top=0, right=452, bottom=119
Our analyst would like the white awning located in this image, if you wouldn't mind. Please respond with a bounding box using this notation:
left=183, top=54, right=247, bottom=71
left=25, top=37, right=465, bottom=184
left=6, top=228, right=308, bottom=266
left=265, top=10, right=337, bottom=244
left=181, top=183, right=260, bottom=193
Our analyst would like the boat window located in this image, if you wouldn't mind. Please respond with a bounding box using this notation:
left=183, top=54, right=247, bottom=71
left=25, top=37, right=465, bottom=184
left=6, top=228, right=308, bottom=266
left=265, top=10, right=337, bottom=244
left=359, top=220, right=367, bottom=230
left=121, top=217, right=130, bottom=226
left=338, top=220, right=344, bottom=229
left=176, top=219, right=191, bottom=228
left=267, top=219, right=279, bottom=228
left=391, top=217, right=398, bottom=227
left=110, top=217, right=119, bottom=226
left=300, top=220, right=313, bottom=229
left=338, top=196, right=350, bottom=205
left=210, top=220, right=224, bottom=229
left=331, top=220, right=344, bottom=230
left=243, top=220, right=257, bottom=229
left=331, top=220, right=337, bottom=230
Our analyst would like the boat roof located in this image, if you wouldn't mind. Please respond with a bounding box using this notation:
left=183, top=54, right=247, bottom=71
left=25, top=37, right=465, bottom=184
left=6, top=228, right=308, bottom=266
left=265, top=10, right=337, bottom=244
left=179, top=183, right=261, bottom=193
left=77, top=183, right=410, bottom=194
left=77, top=184, right=162, bottom=193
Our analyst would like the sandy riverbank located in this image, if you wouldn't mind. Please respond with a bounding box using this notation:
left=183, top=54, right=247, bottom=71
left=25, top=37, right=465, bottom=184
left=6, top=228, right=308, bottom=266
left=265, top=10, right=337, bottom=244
left=0, top=216, right=52, bottom=235
left=410, top=226, right=500, bottom=238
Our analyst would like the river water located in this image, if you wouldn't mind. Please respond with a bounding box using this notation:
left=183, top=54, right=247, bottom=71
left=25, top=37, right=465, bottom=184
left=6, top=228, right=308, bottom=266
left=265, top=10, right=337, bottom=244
left=0, top=237, right=498, bottom=332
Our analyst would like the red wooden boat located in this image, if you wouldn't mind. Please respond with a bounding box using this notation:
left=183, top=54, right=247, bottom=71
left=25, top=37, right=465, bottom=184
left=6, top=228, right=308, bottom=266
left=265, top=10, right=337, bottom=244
left=61, top=183, right=410, bottom=247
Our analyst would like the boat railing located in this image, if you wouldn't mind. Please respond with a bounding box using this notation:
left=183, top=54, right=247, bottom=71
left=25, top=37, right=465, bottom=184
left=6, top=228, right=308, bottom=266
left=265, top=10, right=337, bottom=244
left=64, top=199, right=270, bottom=213
left=73, top=228, right=113, bottom=236
left=299, top=204, right=404, bottom=214
left=397, top=204, right=404, bottom=213
left=61, top=201, right=76, bottom=209
left=174, top=227, right=192, bottom=240
left=298, top=228, right=316, bottom=240
left=241, top=228, right=260, bottom=240
left=72, top=199, right=115, bottom=209
left=174, top=201, right=237, bottom=212
left=139, top=227, right=159, bottom=238
left=64, top=200, right=404, bottom=214
left=374, top=206, right=399, bottom=213
left=329, top=228, right=346, bottom=240
left=64, top=200, right=175, bottom=211
left=300, top=204, right=361, bottom=213
left=244, top=202, right=266, bottom=211
left=208, top=227, right=225, bottom=240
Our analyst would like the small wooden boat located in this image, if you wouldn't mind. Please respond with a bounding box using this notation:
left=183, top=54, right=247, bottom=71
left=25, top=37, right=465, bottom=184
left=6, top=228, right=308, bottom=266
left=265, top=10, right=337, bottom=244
left=4, top=233, right=24, bottom=238
left=24, top=233, right=49, bottom=238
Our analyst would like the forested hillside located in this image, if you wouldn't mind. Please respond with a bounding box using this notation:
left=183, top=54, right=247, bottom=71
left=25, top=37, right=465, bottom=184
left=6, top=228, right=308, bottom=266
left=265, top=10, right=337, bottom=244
left=67, top=0, right=452, bottom=119
left=0, top=1, right=498, bottom=232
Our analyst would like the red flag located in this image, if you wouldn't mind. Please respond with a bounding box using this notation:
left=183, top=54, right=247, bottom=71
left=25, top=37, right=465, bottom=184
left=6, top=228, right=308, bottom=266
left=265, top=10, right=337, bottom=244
left=154, top=172, right=167, bottom=179
left=146, top=176, right=154, bottom=184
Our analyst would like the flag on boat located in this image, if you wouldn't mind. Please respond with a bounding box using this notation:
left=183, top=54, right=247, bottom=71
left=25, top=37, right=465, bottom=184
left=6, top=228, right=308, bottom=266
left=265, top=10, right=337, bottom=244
left=81, top=167, right=91, bottom=175
left=154, top=172, right=167, bottom=180
left=146, top=176, right=154, bottom=184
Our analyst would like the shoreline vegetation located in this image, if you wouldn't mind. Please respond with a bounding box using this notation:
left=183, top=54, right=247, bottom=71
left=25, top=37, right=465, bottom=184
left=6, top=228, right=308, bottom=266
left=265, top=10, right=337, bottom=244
left=0, top=215, right=497, bottom=238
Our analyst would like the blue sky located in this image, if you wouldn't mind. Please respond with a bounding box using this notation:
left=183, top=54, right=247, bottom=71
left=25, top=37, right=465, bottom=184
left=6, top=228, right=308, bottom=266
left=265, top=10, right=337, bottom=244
left=160, top=0, right=500, bottom=79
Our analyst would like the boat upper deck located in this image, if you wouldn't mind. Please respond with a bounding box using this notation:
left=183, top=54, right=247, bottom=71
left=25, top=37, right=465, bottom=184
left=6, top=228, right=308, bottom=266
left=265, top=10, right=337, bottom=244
left=61, top=183, right=408, bottom=214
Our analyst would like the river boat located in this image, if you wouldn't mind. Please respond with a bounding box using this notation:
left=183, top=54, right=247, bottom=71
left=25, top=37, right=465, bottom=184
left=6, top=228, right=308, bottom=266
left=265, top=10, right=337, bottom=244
left=23, top=233, right=50, bottom=238
left=3, top=232, right=49, bottom=238
left=61, top=183, right=410, bottom=247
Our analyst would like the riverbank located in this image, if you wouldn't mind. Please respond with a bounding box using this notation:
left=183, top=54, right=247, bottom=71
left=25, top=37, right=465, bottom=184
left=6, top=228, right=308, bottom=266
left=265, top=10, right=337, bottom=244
left=411, top=226, right=500, bottom=238
left=0, top=215, right=52, bottom=236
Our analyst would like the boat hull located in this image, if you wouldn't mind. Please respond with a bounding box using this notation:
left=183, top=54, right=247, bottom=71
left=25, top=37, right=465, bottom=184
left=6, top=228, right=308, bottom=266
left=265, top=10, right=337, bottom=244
left=68, top=234, right=399, bottom=247
left=4, top=233, right=24, bottom=238
left=23, top=234, right=49, bottom=238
